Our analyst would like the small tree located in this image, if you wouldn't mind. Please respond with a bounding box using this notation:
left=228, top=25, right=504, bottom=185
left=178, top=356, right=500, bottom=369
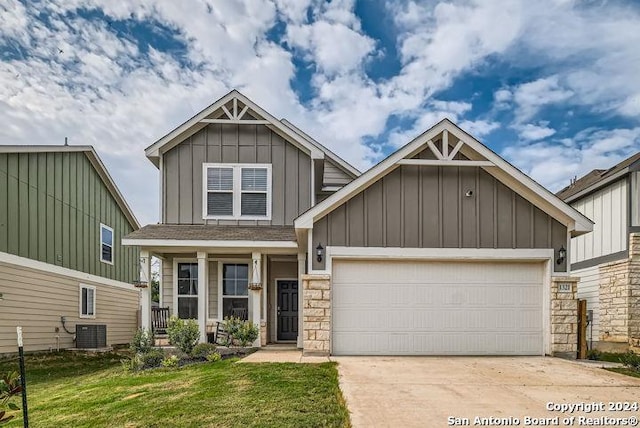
left=130, top=328, right=155, bottom=354
left=166, top=316, right=200, bottom=355
left=0, top=371, right=21, bottom=425
left=223, top=317, right=259, bottom=347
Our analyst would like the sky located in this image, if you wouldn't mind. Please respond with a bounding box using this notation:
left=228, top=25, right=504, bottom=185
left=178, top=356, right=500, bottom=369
left=1, top=0, right=640, bottom=226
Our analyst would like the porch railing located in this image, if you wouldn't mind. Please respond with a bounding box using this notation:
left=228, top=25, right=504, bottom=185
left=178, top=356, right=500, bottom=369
left=151, top=307, right=170, bottom=335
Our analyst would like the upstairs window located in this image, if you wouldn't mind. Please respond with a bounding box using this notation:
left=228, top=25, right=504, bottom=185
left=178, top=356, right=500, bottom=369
left=100, top=224, right=113, bottom=264
left=203, top=164, right=271, bottom=220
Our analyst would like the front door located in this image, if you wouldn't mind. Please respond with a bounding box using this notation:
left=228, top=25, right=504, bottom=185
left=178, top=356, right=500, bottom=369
left=277, top=280, right=298, bottom=341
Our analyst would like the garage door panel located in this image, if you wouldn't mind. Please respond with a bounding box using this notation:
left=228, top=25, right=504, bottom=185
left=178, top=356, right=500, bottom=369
left=333, top=260, right=543, bottom=284
left=332, top=260, right=544, bottom=355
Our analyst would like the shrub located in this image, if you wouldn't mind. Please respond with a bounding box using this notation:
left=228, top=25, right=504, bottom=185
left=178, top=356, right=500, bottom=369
left=121, top=354, right=143, bottom=372
left=0, top=371, right=21, bottom=425
left=620, top=351, right=640, bottom=371
left=161, top=355, right=179, bottom=368
left=167, top=316, right=200, bottom=355
left=140, top=349, right=165, bottom=369
left=191, top=343, right=217, bottom=360
left=224, top=317, right=259, bottom=347
left=587, top=349, right=601, bottom=361
left=130, top=328, right=155, bottom=354
left=206, top=352, right=222, bottom=363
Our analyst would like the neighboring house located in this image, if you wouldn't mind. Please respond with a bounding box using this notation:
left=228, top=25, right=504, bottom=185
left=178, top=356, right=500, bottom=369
left=0, top=146, right=141, bottom=354
left=124, top=90, right=592, bottom=357
left=557, top=153, right=640, bottom=351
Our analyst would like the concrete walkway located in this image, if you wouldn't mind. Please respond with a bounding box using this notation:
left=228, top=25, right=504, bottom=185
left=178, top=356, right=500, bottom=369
left=335, top=356, right=640, bottom=428
left=239, top=347, right=330, bottom=363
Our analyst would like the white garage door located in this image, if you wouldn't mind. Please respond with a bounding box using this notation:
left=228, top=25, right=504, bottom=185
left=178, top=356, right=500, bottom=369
left=332, top=260, right=544, bottom=356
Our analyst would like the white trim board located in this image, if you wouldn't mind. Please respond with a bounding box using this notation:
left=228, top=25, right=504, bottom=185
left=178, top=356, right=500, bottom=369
left=145, top=90, right=325, bottom=163
left=122, top=239, right=297, bottom=249
left=294, top=119, right=592, bottom=236
left=0, top=251, right=138, bottom=291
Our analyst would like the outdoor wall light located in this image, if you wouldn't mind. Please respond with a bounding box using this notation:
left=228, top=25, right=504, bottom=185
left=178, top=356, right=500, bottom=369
left=556, top=245, right=566, bottom=265
left=316, top=243, right=324, bottom=263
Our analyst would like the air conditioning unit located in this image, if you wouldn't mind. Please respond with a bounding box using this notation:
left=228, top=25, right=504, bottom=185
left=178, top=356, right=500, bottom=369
left=75, top=324, right=107, bottom=349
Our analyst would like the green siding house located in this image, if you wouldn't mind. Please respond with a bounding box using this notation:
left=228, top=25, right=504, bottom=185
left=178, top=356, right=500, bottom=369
left=0, top=145, right=141, bottom=354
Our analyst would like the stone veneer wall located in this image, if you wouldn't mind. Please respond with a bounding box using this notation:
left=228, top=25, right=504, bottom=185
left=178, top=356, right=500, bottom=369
left=301, top=274, right=331, bottom=356
left=599, top=233, right=640, bottom=348
left=551, top=277, right=579, bottom=358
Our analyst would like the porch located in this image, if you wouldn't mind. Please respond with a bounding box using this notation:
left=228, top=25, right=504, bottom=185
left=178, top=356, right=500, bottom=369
left=139, top=249, right=306, bottom=348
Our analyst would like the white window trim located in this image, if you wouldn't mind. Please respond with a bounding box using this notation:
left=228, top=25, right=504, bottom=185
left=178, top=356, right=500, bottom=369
left=202, top=163, right=272, bottom=221
left=99, top=223, right=114, bottom=265
left=79, top=284, right=96, bottom=319
left=217, top=260, right=251, bottom=321
left=173, top=259, right=198, bottom=320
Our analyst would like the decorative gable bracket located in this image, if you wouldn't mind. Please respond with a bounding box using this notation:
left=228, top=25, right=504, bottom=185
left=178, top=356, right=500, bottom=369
left=200, top=97, right=270, bottom=125
left=396, top=130, right=495, bottom=167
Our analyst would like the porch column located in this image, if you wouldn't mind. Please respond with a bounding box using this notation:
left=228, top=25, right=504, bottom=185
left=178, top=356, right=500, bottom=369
left=250, top=251, right=262, bottom=347
left=140, top=250, right=152, bottom=331
left=297, top=252, right=306, bottom=348
left=197, top=251, right=208, bottom=343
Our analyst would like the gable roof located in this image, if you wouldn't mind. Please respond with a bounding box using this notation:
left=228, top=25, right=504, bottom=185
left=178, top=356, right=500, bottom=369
left=144, top=90, right=359, bottom=179
left=295, top=119, right=593, bottom=237
left=0, top=145, right=140, bottom=230
left=556, top=152, right=640, bottom=202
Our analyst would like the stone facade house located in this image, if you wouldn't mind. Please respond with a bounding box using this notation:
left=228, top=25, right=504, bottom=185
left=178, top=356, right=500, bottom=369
left=124, top=90, right=592, bottom=357
left=558, top=153, right=640, bottom=351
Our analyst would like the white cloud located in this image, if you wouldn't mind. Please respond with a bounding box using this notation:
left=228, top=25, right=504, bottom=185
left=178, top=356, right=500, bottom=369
left=1, top=0, right=640, bottom=226
left=511, top=76, right=573, bottom=123
left=503, top=127, right=640, bottom=192
left=514, top=123, right=556, bottom=141
left=285, top=20, right=375, bottom=75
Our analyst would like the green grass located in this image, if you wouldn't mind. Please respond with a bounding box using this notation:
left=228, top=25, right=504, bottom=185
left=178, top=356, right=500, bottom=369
left=588, top=351, right=627, bottom=363
left=606, top=367, right=640, bottom=378
left=0, top=352, right=350, bottom=428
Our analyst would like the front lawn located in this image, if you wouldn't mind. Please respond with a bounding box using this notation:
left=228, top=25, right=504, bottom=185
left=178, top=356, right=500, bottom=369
left=0, top=352, right=349, bottom=428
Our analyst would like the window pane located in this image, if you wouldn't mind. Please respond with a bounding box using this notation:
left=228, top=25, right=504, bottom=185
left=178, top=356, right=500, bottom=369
left=101, top=226, right=113, bottom=246
left=101, top=244, right=112, bottom=263
left=222, top=298, right=248, bottom=320
left=223, top=264, right=236, bottom=280
left=223, top=279, right=236, bottom=296
left=177, top=279, right=191, bottom=295
left=241, top=168, right=267, bottom=191
left=236, top=279, right=248, bottom=296
left=207, top=168, right=233, bottom=191
left=241, top=193, right=266, bottom=216
left=82, top=288, right=87, bottom=315
left=178, top=263, right=197, bottom=280
left=207, top=192, right=233, bottom=216
left=87, top=288, right=94, bottom=315
left=236, top=264, right=248, bottom=280
left=178, top=297, right=198, bottom=319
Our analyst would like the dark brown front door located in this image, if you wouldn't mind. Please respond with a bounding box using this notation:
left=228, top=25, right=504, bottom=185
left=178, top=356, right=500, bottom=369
left=277, top=280, right=298, bottom=341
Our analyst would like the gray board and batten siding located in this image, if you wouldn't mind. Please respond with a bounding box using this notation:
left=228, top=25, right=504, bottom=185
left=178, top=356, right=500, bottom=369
left=312, top=164, right=567, bottom=271
left=0, top=151, right=138, bottom=284
left=163, top=123, right=312, bottom=226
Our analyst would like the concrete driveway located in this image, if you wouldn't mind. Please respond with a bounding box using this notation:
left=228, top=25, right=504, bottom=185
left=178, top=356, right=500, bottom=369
left=334, top=357, right=640, bottom=427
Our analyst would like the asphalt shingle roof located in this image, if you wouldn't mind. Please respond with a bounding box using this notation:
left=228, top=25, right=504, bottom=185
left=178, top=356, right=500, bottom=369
left=556, top=152, right=640, bottom=201
left=124, top=224, right=296, bottom=242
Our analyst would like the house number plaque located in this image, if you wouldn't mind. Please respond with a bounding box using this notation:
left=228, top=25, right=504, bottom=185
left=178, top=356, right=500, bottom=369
left=558, top=283, right=572, bottom=293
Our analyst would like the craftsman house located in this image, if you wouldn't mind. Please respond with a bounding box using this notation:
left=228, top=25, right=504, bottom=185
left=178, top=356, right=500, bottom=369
left=124, top=90, right=592, bottom=356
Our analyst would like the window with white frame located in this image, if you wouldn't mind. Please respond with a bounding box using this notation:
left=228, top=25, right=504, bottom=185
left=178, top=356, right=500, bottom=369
left=100, top=224, right=113, bottom=264
left=79, top=284, right=96, bottom=318
left=203, top=164, right=271, bottom=219
left=221, top=263, right=249, bottom=320
left=177, top=263, right=198, bottom=319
